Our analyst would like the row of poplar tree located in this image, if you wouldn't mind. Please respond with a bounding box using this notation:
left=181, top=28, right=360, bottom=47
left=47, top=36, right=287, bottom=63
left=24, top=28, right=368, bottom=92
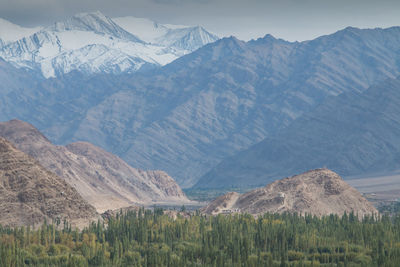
left=1, top=208, right=400, bottom=266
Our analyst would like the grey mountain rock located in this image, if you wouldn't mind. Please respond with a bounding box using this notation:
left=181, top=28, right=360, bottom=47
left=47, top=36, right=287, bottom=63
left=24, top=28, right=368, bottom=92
left=66, top=27, right=400, bottom=187
left=197, top=76, right=400, bottom=188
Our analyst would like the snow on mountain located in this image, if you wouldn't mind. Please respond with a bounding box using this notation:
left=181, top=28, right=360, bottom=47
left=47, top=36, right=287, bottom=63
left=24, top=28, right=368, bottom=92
left=48, top=11, right=143, bottom=43
left=0, top=27, right=166, bottom=78
left=113, top=17, right=170, bottom=43
left=0, top=12, right=218, bottom=78
left=0, top=18, right=42, bottom=44
left=40, top=44, right=151, bottom=78
left=114, top=16, right=219, bottom=51
left=157, top=26, right=220, bottom=51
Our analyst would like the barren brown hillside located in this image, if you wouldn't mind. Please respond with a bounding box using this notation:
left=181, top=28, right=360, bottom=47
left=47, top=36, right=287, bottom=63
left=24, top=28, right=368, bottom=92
left=0, top=119, right=190, bottom=212
left=0, top=137, right=98, bottom=227
left=202, top=169, right=378, bottom=217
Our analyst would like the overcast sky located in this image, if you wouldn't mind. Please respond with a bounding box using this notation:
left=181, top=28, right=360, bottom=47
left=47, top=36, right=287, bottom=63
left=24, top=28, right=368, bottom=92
left=0, top=0, right=399, bottom=41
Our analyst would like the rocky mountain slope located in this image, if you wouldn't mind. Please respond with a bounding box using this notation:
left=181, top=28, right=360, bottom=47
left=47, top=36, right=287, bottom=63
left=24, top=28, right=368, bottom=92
left=65, top=27, right=400, bottom=187
left=202, top=169, right=378, bottom=217
left=0, top=11, right=218, bottom=77
left=0, top=137, right=98, bottom=227
left=1, top=27, right=400, bottom=187
left=0, top=119, right=189, bottom=212
left=197, top=76, right=400, bottom=188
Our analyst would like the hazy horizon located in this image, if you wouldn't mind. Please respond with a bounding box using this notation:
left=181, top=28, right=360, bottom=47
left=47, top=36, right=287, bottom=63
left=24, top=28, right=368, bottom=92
left=0, top=0, right=399, bottom=41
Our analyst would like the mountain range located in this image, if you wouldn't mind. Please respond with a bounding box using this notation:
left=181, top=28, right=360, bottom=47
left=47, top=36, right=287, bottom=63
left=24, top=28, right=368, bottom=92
left=196, top=76, right=400, bottom=188
left=0, top=11, right=219, bottom=78
left=49, top=26, right=400, bottom=187
left=1, top=19, right=400, bottom=189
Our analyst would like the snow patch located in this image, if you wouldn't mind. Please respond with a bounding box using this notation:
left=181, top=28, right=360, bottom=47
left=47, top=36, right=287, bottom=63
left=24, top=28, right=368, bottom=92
left=0, top=18, right=42, bottom=43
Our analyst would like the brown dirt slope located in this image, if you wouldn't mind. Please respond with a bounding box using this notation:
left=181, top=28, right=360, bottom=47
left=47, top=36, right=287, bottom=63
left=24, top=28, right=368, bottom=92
left=202, top=169, right=378, bottom=217
left=0, top=137, right=98, bottom=227
left=0, top=119, right=189, bottom=213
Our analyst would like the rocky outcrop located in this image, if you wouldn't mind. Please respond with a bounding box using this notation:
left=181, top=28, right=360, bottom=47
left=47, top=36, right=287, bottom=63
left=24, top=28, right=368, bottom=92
left=201, top=192, right=240, bottom=215
left=0, top=137, right=98, bottom=227
left=202, top=169, right=378, bottom=217
left=0, top=119, right=190, bottom=213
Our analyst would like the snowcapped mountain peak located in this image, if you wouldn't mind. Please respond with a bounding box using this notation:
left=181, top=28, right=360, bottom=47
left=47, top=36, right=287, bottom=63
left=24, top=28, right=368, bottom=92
left=0, top=18, right=42, bottom=44
left=48, top=11, right=143, bottom=43
left=75, top=10, right=106, bottom=19
left=114, top=16, right=219, bottom=51
left=113, top=16, right=169, bottom=44
left=160, top=25, right=219, bottom=51
left=0, top=11, right=219, bottom=78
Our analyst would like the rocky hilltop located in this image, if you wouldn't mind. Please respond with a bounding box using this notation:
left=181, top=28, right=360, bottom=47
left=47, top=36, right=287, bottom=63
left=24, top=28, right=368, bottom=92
left=202, top=169, right=378, bottom=217
left=0, top=119, right=189, bottom=212
left=0, top=137, right=98, bottom=227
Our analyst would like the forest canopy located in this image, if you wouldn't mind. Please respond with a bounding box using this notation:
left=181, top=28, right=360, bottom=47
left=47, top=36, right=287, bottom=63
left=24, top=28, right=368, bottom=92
left=1, top=209, right=400, bottom=266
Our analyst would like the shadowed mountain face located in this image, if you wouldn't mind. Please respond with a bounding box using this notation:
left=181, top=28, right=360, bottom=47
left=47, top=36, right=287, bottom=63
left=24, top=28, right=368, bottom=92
left=0, top=119, right=189, bottom=212
left=0, top=137, right=98, bottom=227
left=201, top=169, right=378, bottom=217
left=197, top=76, right=400, bottom=188
left=2, top=27, right=400, bottom=187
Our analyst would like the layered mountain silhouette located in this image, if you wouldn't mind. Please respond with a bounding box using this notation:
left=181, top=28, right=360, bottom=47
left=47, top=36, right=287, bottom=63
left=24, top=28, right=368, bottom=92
left=0, top=137, right=98, bottom=227
left=202, top=169, right=378, bottom=217
left=197, top=76, right=400, bottom=188
left=1, top=27, right=400, bottom=187
left=0, top=119, right=189, bottom=212
left=56, top=27, right=400, bottom=187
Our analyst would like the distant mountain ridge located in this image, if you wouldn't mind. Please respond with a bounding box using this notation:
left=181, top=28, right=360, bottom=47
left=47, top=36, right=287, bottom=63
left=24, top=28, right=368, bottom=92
left=197, top=76, right=400, bottom=188
left=0, top=11, right=219, bottom=77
